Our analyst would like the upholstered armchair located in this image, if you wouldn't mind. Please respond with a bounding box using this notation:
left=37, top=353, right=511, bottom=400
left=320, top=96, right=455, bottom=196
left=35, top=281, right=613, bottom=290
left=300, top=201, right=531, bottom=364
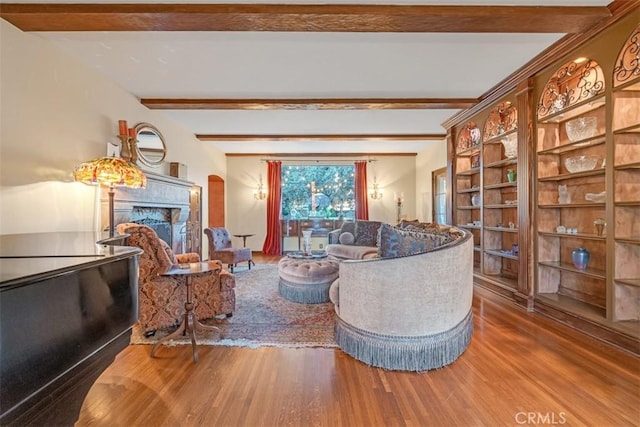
left=204, top=227, right=253, bottom=273
left=117, top=223, right=236, bottom=335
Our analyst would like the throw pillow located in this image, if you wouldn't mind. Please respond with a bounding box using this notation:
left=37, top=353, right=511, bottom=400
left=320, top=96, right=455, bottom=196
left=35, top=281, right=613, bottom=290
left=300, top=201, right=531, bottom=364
left=377, top=223, right=448, bottom=258
left=338, top=231, right=355, bottom=245
left=398, top=219, right=420, bottom=229
left=404, top=223, right=463, bottom=244
left=355, top=220, right=382, bottom=246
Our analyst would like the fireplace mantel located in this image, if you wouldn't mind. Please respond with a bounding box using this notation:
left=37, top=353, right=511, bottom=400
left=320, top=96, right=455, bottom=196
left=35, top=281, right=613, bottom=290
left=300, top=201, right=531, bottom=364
left=101, top=171, right=195, bottom=254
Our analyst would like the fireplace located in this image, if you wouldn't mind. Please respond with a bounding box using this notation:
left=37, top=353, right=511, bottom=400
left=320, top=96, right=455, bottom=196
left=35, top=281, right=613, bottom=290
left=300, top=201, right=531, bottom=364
left=130, top=207, right=173, bottom=247
left=101, top=171, right=192, bottom=254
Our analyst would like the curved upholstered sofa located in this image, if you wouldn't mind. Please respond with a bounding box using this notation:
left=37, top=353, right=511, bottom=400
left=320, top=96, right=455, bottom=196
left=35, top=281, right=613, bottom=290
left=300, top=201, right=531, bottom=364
left=329, top=227, right=473, bottom=372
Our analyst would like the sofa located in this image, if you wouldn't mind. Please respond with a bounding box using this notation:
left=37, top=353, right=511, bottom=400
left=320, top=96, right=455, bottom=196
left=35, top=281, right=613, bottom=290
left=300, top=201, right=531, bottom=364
left=328, top=222, right=473, bottom=371
left=326, top=220, right=381, bottom=260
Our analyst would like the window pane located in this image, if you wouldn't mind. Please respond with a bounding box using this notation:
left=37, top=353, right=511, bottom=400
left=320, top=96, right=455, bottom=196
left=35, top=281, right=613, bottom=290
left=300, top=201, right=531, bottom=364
left=281, top=165, right=355, bottom=220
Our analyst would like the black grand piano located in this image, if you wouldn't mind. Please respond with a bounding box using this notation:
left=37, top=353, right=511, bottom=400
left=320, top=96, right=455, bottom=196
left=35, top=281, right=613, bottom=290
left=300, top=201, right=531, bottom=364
left=0, top=232, right=141, bottom=426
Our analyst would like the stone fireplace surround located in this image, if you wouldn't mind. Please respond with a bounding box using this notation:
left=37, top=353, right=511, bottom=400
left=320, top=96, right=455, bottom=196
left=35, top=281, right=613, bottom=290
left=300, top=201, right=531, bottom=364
left=101, top=171, right=194, bottom=254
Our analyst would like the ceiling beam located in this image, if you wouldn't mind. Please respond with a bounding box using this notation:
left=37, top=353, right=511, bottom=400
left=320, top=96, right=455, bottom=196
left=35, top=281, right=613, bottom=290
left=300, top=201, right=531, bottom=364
left=142, top=98, right=478, bottom=110
left=0, top=4, right=611, bottom=33
left=226, top=153, right=418, bottom=157
left=196, top=134, right=446, bottom=142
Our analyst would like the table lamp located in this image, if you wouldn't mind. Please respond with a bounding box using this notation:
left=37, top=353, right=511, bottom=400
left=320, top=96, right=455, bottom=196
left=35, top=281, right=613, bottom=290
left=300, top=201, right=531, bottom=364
left=74, top=156, right=146, bottom=237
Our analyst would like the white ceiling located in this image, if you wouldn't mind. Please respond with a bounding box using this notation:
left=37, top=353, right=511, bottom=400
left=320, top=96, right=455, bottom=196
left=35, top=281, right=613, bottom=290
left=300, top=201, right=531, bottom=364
left=3, top=0, right=612, bottom=154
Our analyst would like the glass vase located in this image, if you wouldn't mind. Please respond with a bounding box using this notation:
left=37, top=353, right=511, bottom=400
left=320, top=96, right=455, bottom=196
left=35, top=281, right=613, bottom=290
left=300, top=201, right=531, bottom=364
left=572, top=247, right=590, bottom=270
left=302, top=230, right=313, bottom=255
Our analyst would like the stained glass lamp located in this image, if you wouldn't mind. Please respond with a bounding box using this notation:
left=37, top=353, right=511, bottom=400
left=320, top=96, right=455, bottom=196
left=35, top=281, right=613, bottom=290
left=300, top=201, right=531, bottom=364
left=74, top=156, right=146, bottom=237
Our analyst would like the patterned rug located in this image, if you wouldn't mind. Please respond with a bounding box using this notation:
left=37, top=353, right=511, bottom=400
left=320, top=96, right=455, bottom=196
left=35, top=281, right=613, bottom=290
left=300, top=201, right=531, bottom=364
left=130, top=264, right=337, bottom=348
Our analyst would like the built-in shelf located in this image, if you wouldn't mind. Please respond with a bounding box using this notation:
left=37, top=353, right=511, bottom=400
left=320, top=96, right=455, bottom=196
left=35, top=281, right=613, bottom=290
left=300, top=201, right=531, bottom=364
left=456, top=167, right=481, bottom=176
left=616, top=278, right=640, bottom=288
left=485, top=249, right=518, bottom=260
left=457, top=224, right=481, bottom=229
left=484, top=182, right=517, bottom=190
left=538, top=203, right=606, bottom=209
left=615, top=162, right=640, bottom=170
left=537, top=95, right=605, bottom=124
left=458, top=206, right=480, bottom=210
left=615, top=201, right=640, bottom=207
left=538, top=169, right=606, bottom=181
left=615, top=237, right=640, bottom=244
left=537, top=135, right=606, bottom=155
left=536, top=293, right=606, bottom=320
left=483, top=128, right=518, bottom=145
left=485, top=226, right=518, bottom=233
left=457, top=187, right=481, bottom=194
left=613, top=123, right=640, bottom=134
left=538, top=261, right=606, bottom=280
left=484, top=158, right=517, bottom=168
left=538, top=231, right=606, bottom=241
left=484, top=204, right=517, bottom=209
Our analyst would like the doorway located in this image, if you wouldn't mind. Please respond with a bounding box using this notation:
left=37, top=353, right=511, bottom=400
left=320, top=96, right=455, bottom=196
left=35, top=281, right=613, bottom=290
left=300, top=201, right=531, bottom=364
left=208, top=175, right=225, bottom=227
left=432, top=167, right=447, bottom=225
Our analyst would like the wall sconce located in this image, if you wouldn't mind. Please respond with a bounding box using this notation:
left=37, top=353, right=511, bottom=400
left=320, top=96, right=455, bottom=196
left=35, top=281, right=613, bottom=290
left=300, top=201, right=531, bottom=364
left=253, top=174, right=267, bottom=200
left=369, top=178, right=383, bottom=200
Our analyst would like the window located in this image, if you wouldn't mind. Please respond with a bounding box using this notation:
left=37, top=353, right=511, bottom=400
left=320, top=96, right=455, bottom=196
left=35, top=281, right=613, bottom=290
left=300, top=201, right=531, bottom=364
left=281, top=165, right=355, bottom=220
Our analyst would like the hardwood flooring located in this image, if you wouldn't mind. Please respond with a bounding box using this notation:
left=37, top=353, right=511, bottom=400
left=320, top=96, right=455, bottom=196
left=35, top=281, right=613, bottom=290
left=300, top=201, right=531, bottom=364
left=76, top=255, right=640, bottom=427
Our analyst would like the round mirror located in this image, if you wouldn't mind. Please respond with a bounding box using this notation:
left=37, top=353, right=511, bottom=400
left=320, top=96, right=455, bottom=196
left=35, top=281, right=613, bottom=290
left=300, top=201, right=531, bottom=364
left=133, top=122, right=167, bottom=167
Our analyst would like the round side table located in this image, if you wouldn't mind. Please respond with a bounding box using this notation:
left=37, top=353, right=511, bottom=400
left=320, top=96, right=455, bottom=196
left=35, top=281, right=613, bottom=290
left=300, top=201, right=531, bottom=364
left=151, top=262, right=221, bottom=363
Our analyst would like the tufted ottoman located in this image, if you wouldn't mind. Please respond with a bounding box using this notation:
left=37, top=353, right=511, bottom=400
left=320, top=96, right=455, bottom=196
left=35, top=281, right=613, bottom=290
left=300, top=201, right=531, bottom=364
left=277, top=257, right=340, bottom=303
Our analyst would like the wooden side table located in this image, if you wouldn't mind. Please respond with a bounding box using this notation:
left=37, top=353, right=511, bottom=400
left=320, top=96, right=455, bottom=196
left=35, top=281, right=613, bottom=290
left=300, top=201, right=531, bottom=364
left=233, top=233, right=255, bottom=247
left=151, top=262, right=220, bottom=363
left=233, top=233, right=256, bottom=267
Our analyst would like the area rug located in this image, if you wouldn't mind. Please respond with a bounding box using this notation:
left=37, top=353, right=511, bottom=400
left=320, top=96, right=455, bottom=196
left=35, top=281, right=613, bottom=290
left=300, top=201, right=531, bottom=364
left=130, top=264, right=337, bottom=348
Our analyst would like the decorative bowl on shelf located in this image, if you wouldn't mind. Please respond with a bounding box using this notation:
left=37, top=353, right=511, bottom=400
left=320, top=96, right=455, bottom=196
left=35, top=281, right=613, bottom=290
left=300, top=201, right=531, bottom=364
left=565, top=117, right=597, bottom=142
left=500, top=133, right=518, bottom=159
left=585, top=191, right=606, bottom=203
left=565, top=155, right=599, bottom=173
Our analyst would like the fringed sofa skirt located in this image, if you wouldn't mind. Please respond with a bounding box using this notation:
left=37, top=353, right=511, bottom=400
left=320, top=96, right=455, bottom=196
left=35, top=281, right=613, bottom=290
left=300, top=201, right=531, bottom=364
left=335, top=310, right=473, bottom=372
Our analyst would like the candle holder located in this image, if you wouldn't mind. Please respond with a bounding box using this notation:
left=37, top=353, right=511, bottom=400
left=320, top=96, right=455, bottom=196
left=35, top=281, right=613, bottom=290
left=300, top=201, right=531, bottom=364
left=127, top=128, right=139, bottom=164
left=118, top=134, right=133, bottom=162
left=394, top=192, right=404, bottom=223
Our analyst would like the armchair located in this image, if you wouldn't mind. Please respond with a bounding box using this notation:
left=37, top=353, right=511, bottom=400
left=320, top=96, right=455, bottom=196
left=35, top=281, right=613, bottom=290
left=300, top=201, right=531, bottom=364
left=117, top=223, right=235, bottom=335
left=204, top=227, right=254, bottom=272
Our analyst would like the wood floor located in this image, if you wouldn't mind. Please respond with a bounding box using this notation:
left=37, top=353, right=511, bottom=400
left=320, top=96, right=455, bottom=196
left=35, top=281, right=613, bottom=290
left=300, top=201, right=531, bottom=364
left=76, top=255, right=640, bottom=427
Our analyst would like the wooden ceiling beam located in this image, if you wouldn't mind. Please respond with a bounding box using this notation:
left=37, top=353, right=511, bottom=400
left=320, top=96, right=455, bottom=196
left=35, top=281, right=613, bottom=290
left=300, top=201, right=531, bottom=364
left=196, top=134, right=446, bottom=142
left=0, top=4, right=610, bottom=33
left=142, top=98, right=478, bottom=110
left=226, top=153, right=418, bottom=157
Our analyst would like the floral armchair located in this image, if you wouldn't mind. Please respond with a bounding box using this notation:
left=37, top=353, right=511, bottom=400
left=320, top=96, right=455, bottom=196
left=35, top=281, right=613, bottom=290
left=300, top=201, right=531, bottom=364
left=204, top=227, right=253, bottom=272
left=117, top=223, right=235, bottom=335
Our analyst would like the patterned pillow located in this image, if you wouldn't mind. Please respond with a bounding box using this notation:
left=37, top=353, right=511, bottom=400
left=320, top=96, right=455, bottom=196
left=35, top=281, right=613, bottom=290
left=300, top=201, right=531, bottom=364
left=398, top=219, right=420, bottom=229
left=340, top=221, right=356, bottom=236
left=339, top=232, right=355, bottom=245
left=355, top=220, right=382, bottom=246
left=404, top=223, right=463, bottom=244
left=377, top=223, right=448, bottom=258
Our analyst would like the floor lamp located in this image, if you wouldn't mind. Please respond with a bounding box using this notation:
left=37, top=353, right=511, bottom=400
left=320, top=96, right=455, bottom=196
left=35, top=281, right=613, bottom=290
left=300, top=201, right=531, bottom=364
left=74, top=156, right=146, bottom=237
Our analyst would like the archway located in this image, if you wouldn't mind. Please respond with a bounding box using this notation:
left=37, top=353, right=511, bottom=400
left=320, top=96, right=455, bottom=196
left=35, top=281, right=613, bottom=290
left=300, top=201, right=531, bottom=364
left=208, top=175, right=225, bottom=227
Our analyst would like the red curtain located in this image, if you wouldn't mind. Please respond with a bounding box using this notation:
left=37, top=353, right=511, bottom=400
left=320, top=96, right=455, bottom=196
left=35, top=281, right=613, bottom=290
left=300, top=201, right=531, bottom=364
left=354, top=161, right=369, bottom=220
left=262, top=161, right=282, bottom=255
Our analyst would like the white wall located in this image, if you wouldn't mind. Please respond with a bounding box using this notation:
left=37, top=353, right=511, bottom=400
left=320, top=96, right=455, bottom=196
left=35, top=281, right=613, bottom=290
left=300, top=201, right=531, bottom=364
left=415, top=139, right=448, bottom=223
left=225, top=155, right=417, bottom=251
left=0, top=21, right=227, bottom=254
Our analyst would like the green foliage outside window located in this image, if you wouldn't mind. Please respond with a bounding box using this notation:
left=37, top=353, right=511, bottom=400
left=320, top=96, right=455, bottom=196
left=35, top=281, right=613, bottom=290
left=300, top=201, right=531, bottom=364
left=281, top=165, right=355, bottom=219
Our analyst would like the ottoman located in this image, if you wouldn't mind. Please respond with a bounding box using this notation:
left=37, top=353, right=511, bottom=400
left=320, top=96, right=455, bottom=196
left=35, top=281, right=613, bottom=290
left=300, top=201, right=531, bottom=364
left=278, top=257, right=340, bottom=303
